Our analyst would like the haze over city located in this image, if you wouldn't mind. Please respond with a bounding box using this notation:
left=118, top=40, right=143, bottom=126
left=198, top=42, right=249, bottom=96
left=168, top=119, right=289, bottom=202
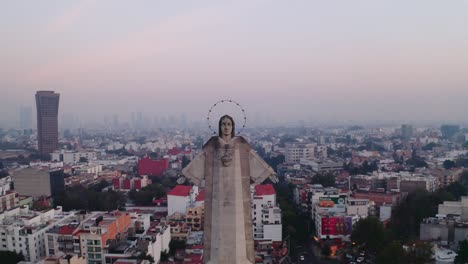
left=1, top=0, right=468, bottom=127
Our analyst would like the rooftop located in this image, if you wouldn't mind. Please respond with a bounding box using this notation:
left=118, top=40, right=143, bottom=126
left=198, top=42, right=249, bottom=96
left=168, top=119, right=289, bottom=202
left=255, top=184, right=276, bottom=196
left=168, top=185, right=192, bottom=197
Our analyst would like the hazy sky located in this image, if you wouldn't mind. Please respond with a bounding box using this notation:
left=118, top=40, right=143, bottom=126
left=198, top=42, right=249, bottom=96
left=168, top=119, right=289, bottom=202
left=1, top=1, right=468, bottom=127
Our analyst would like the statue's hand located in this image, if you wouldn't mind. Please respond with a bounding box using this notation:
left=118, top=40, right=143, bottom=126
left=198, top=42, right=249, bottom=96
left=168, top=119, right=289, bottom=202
left=270, top=173, right=279, bottom=183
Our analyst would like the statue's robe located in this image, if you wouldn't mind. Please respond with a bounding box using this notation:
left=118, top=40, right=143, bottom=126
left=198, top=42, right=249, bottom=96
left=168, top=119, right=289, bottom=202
left=182, top=136, right=275, bottom=264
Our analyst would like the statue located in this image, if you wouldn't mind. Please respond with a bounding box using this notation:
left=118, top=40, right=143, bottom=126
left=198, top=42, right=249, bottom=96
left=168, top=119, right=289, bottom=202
left=182, top=115, right=277, bottom=264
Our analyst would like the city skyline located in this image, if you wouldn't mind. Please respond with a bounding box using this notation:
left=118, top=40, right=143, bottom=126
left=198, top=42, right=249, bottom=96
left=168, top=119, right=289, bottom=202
left=1, top=1, right=468, bottom=127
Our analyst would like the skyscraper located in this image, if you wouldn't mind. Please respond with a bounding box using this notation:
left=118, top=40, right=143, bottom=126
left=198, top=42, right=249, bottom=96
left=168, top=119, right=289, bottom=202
left=401, top=124, right=413, bottom=139
left=19, top=106, right=33, bottom=129
left=35, top=91, right=60, bottom=160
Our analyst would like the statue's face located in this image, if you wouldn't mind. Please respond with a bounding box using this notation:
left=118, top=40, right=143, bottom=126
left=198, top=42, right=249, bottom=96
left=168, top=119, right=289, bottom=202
left=220, top=117, right=233, bottom=137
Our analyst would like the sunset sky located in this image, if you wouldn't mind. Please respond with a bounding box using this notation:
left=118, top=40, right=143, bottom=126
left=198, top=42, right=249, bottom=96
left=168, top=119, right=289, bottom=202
left=1, top=1, right=468, bottom=127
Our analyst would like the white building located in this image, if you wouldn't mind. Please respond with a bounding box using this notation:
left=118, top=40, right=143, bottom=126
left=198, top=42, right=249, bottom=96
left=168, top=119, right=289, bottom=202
left=251, top=184, right=282, bottom=242
left=306, top=159, right=343, bottom=173
left=0, top=206, right=75, bottom=262
left=51, top=150, right=100, bottom=164
left=74, top=164, right=103, bottom=175
left=106, top=142, right=124, bottom=151
left=285, top=143, right=315, bottom=164
left=346, top=198, right=369, bottom=218
left=167, top=185, right=199, bottom=216
left=0, top=175, right=12, bottom=195
left=314, top=145, right=328, bottom=159
left=146, top=223, right=171, bottom=263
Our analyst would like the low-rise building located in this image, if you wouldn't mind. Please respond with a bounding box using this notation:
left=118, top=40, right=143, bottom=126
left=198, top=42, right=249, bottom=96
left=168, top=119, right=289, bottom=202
left=0, top=206, right=75, bottom=262
left=51, top=150, right=100, bottom=164
left=0, top=191, right=19, bottom=212
left=12, top=167, right=65, bottom=199
left=167, top=185, right=199, bottom=216
left=113, top=175, right=150, bottom=191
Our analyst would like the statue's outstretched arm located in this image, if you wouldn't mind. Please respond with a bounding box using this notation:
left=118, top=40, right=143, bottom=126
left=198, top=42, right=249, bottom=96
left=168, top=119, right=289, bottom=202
left=182, top=152, right=205, bottom=186
left=249, top=150, right=278, bottom=184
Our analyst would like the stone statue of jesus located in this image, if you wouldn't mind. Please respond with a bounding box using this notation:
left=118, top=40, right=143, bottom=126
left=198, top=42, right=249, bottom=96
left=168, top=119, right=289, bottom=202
left=182, top=115, right=277, bottom=264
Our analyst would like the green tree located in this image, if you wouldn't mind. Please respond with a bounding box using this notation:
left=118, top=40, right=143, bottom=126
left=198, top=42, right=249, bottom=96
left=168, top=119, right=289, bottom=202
left=160, top=250, right=169, bottom=261
left=456, top=239, right=468, bottom=264
left=311, top=173, right=336, bottom=187
left=406, top=241, right=433, bottom=264
left=351, top=217, right=386, bottom=252
left=443, top=160, right=457, bottom=170
left=376, top=241, right=407, bottom=264
left=129, top=183, right=166, bottom=206
left=169, top=240, right=186, bottom=256
left=390, top=188, right=454, bottom=240
left=422, top=142, right=440, bottom=151
left=0, top=250, right=25, bottom=263
left=181, top=155, right=190, bottom=169
left=321, top=245, right=331, bottom=257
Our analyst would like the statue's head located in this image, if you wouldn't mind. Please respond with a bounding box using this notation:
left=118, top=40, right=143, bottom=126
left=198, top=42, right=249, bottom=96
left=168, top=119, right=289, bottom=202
left=218, top=115, right=235, bottom=138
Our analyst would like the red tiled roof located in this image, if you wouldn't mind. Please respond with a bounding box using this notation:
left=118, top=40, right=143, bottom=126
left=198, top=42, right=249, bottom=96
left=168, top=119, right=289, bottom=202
left=187, top=244, right=204, bottom=249
left=255, top=184, right=276, bottom=196
left=72, top=230, right=90, bottom=236
left=196, top=190, right=205, bottom=201
left=168, top=185, right=192, bottom=197
left=58, top=225, right=76, bottom=235
left=168, top=147, right=192, bottom=156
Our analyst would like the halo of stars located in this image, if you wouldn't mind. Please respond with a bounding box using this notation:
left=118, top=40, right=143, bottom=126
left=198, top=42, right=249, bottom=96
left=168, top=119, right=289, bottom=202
left=207, top=99, right=247, bottom=135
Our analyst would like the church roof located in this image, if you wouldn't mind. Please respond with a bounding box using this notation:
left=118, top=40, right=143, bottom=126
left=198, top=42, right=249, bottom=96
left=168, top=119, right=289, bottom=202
left=255, top=184, right=276, bottom=196
left=168, top=185, right=192, bottom=197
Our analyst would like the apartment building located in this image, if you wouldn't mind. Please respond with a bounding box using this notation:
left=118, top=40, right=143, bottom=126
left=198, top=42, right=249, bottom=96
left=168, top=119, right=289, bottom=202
left=251, top=184, right=282, bottom=242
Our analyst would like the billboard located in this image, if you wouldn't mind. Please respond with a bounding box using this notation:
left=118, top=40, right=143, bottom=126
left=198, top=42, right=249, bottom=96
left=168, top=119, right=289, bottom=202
left=318, top=194, right=347, bottom=209
left=320, top=216, right=353, bottom=236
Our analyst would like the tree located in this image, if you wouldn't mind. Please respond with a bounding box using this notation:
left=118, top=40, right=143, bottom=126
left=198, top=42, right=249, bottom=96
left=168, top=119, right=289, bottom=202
left=443, top=160, right=457, bottom=170
left=0, top=250, right=25, bottom=263
left=160, top=250, right=169, bottom=261
left=264, top=154, right=285, bottom=173
left=54, top=185, right=126, bottom=211
left=181, top=155, right=190, bottom=169
left=129, top=183, right=166, bottom=206
left=311, top=173, right=336, bottom=187
left=321, top=245, right=331, bottom=257
left=444, top=182, right=466, bottom=200
left=456, top=239, right=468, bottom=264
left=422, top=142, right=440, bottom=151
left=351, top=217, right=387, bottom=252
left=406, top=241, right=433, bottom=264
left=169, top=240, right=186, bottom=256
left=390, top=188, right=455, bottom=240
left=376, top=241, right=407, bottom=264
